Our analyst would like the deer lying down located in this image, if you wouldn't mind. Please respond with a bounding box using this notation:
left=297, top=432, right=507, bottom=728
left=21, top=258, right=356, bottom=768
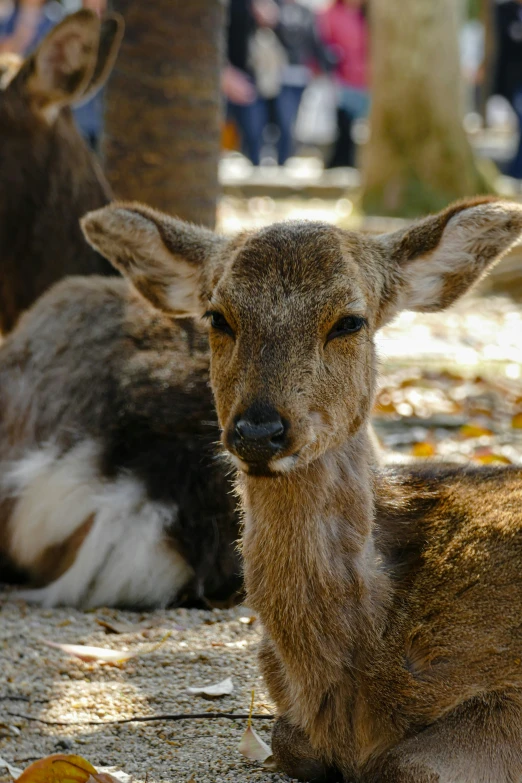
left=0, top=272, right=241, bottom=608
left=85, top=198, right=522, bottom=783
left=0, top=9, right=122, bottom=334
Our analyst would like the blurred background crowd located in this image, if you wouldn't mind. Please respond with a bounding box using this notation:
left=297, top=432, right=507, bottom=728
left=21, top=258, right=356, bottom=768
left=3, top=0, right=522, bottom=181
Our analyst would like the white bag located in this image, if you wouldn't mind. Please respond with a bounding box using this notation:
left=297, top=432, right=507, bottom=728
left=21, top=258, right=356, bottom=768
left=295, top=76, right=338, bottom=146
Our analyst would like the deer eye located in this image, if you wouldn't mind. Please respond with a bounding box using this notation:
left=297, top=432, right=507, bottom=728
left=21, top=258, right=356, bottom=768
left=205, top=310, right=234, bottom=337
left=326, top=315, right=366, bottom=343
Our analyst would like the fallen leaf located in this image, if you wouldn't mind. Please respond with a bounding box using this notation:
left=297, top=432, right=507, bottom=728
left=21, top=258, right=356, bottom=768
left=43, top=641, right=136, bottom=665
left=94, top=769, right=132, bottom=783
left=15, top=754, right=97, bottom=782
left=459, top=423, right=493, bottom=438
left=411, top=442, right=436, bottom=458
left=0, top=756, right=22, bottom=780
left=238, top=725, right=272, bottom=763
left=473, top=451, right=512, bottom=465
left=238, top=688, right=273, bottom=764
left=187, top=677, right=234, bottom=699
left=512, top=412, right=522, bottom=429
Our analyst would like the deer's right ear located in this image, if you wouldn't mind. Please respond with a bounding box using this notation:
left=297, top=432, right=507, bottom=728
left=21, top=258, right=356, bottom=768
left=26, top=9, right=101, bottom=119
left=81, top=203, right=225, bottom=317
left=75, top=14, right=124, bottom=105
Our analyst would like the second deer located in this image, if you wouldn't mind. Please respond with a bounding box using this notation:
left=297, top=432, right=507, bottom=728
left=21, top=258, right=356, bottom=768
left=0, top=9, right=122, bottom=334
left=85, top=197, right=522, bottom=782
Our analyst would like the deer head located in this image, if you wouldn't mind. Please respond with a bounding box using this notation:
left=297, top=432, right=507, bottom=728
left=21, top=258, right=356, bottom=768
left=82, top=199, right=522, bottom=477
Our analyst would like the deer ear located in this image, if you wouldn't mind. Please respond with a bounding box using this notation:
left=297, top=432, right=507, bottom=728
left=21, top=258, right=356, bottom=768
left=379, top=199, right=522, bottom=316
left=81, top=202, right=225, bottom=316
left=25, top=9, right=101, bottom=120
left=74, top=14, right=124, bottom=106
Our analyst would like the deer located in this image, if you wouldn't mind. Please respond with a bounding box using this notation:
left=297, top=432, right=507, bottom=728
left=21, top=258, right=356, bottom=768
left=0, top=8, right=122, bottom=334
left=0, top=264, right=242, bottom=608
left=82, top=196, right=522, bottom=782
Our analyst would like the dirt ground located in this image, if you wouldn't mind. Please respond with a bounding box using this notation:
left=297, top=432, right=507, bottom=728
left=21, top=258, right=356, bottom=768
left=1, top=293, right=521, bottom=783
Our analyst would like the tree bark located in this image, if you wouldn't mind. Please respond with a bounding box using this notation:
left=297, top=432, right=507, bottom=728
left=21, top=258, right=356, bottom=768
left=103, top=0, right=225, bottom=228
left=361, top=0, right=490, bottom=218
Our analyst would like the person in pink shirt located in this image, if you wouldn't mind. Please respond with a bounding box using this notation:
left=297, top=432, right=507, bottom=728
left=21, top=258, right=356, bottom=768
left=317, top=0, right=369, bottom=167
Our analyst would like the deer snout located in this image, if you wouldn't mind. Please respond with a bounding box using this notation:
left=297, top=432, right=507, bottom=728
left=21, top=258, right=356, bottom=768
left=229, top=404, right=289, bottom=466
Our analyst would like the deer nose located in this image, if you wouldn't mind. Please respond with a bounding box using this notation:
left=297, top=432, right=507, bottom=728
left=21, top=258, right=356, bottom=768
left=232, top=405, right=288, bottom=464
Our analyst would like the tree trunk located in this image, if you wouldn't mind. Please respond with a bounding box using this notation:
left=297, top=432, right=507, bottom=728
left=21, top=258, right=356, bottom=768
left=103, top=0, right=225, bottom=228
left=361, top=0, right=490, bottom=218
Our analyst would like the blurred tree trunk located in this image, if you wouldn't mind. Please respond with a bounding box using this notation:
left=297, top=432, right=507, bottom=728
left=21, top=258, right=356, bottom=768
left=362, top=0, right=491, bottom=218
left=103, top=0, right=225, bottom=228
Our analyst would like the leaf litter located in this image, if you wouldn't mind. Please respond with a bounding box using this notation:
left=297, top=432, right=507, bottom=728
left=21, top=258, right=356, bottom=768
left=187, top=678, right=234, bottom=699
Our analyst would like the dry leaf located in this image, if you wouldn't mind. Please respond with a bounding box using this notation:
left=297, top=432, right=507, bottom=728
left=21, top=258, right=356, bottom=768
left=0, top=755, right=22, bottom=780
left=512, top=412, right=522, bottom=429
left=239, top=616, right=256, bottom=625
left=187, top=677, right=234, bottom=699
left=238, top=725, right=272, bottom=763
left=459, top=423, right=493, bottom=438
left=43, top=641, right=136, bottom=665
left=238, top=688, right=273, bottom=764
left=473, top=450, right=512, bottom=465
left=411, top=442, right=436, bottom=458
left=94, top=768, right=132, bottom=783
left=15, top=754, right=97, bottom=782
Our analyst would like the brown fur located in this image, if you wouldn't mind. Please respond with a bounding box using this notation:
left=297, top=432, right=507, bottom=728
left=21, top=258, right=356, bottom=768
left=83, top=198, right=522, bottom=781
left=0, top=275, right=241, bottom=608
left=0, top=10, right=123, bottom=334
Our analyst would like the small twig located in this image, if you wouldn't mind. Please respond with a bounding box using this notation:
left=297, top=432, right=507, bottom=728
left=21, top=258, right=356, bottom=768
left=7, top=710, right=274, bottom=727
left=0, top=695, right=49, bottom=703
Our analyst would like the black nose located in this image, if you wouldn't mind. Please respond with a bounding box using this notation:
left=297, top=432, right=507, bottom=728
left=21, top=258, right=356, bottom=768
left=231, top=404, right=288, bottom=464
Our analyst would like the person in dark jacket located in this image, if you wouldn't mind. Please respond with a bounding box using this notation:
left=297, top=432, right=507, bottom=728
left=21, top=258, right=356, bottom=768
left=272, top=0, right=332, bottom=164
left=495, top=0, right=522, bottom=178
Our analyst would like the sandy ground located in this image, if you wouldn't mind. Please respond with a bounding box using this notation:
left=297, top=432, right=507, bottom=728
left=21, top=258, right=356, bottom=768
left=1, top=294, right=521, bottom=783
left=0, top=601, right=284, bottom=783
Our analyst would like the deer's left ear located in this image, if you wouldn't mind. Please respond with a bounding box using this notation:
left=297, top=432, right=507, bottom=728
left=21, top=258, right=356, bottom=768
left=379, top=199, right=522, bottom=315
left=81, top=202, right=226, bottom=316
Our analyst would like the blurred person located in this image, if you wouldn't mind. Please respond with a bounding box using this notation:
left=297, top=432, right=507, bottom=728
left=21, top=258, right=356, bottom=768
left=494, top=0, right=522, bottom=178
left=271, top=0, right=333, bottom=165
left=0, top=0, right=107, bottom=149
left=224, top=0, right=272, bottom=166
left=317, top=0, right=369, bottom=168
left=0, top=0, right=58, bottom=54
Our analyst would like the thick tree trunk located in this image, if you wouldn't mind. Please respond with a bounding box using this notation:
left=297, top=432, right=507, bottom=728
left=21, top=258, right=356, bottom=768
left=103, top=0, right=225, bottom=228
left=362, top=0, right=490, bottom=218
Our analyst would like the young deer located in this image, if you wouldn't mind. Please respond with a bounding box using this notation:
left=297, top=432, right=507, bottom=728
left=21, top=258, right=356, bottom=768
left=84, top=198, right=522, bottom=782
left=0, top=9, right=122, bottom=334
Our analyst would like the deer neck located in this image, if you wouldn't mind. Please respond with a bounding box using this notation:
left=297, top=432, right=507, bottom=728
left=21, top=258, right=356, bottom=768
left=240, top=427, right=390, bottom=741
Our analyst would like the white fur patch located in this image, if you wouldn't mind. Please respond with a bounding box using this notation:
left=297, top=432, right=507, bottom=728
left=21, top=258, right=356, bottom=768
left=4, top=442, right=193, bottom=608
left=270, top=455, right=298, bottom=473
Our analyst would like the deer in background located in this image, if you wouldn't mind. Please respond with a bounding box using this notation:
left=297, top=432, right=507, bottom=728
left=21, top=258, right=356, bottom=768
left=85, top=197, right=522, bottom=782
left=0, top=9, right=121, bottom=334
left=0, top=266, right=241, bottom=608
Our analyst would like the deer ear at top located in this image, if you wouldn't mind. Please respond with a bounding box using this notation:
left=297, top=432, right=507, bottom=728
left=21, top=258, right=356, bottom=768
left=81, top=202, right=225, bottom=317
left=378, top=198, right=522, bottom=318
left=24, top=10, right=101, bottom=120
left=73, top=14, right=124, bottom=106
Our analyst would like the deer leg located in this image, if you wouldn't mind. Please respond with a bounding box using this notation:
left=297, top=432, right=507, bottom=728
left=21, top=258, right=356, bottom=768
left=364, top=692, right=522, bottom=783
left=271, top=715, right=342, bottom=782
